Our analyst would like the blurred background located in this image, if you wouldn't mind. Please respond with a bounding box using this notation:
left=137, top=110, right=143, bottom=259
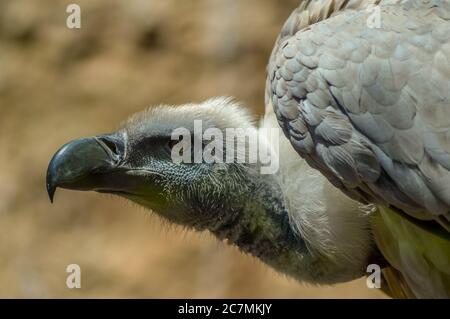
left=0, top=0, right=386, bottom=298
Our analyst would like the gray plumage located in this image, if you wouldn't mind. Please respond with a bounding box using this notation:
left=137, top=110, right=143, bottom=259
left=47, top=97, right=377, bottom=286
left=46, top=0, right=450, bottom=298
left=268, top=0, right=450, bottom=230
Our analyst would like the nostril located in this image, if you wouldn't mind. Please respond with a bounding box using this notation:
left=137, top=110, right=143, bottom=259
left=96, top=135, right=125, bottom=162
left=102, top=138, right=119, bottom=155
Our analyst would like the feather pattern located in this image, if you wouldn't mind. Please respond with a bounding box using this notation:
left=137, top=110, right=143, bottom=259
left=267, top=0, right=450, bottom=297
left=268, top=0, right=450, bottom=229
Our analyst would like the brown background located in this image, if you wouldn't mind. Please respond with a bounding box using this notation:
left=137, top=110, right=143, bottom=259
left=0, top=0, right=385, bottom=298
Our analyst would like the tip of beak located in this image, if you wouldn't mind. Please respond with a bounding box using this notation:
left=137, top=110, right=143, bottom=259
left=46, top=170, right=56, bottom=203
left=46, top=136, right=123, bottom=203
left=47, top=184, right=55, bottom=203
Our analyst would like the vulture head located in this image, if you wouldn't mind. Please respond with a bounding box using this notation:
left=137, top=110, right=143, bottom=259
left=47, top=97, right=375, bottom=284
left=47, top=98, right=266, bottom=229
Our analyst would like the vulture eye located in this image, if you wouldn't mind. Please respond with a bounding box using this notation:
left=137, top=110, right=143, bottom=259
left=166, top=137, right=183, bottom=156
left=167, top=138, right=179, bottom=150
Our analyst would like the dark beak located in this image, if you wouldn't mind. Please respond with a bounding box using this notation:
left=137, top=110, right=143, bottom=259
left=46, top=134, right=124, bottom=203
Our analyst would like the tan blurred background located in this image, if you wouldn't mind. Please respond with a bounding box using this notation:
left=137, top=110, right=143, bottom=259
left=0, top=0, right=386, bottom=298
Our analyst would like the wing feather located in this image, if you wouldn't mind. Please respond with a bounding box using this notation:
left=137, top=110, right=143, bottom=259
left=268, top=0, right=450, bottom=230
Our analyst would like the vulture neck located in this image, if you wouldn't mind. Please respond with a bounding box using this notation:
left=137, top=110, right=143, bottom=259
left=206, top=172, right=320, bottom=283
left=204, top=169, right=361, bottom=284
left=198, top=105, right=374, bottom=284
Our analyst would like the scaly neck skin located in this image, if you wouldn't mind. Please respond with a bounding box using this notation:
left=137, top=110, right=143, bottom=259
left=194, top=171, right=352, bottom=284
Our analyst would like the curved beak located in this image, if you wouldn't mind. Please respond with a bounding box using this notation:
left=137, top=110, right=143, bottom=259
left=46, top=134, right=124, bottom=203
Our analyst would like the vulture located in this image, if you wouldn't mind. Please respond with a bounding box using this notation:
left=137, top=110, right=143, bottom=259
left=47, top=0, right=450, bottom=298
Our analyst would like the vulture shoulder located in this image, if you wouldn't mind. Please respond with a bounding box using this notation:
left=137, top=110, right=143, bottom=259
left=268, top=0, right=450, bottom=229
left=267, top=0, right=450, bottom=298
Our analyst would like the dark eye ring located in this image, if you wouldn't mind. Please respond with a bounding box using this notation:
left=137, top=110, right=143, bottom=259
left=166, top=138, right=182, bottom=155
